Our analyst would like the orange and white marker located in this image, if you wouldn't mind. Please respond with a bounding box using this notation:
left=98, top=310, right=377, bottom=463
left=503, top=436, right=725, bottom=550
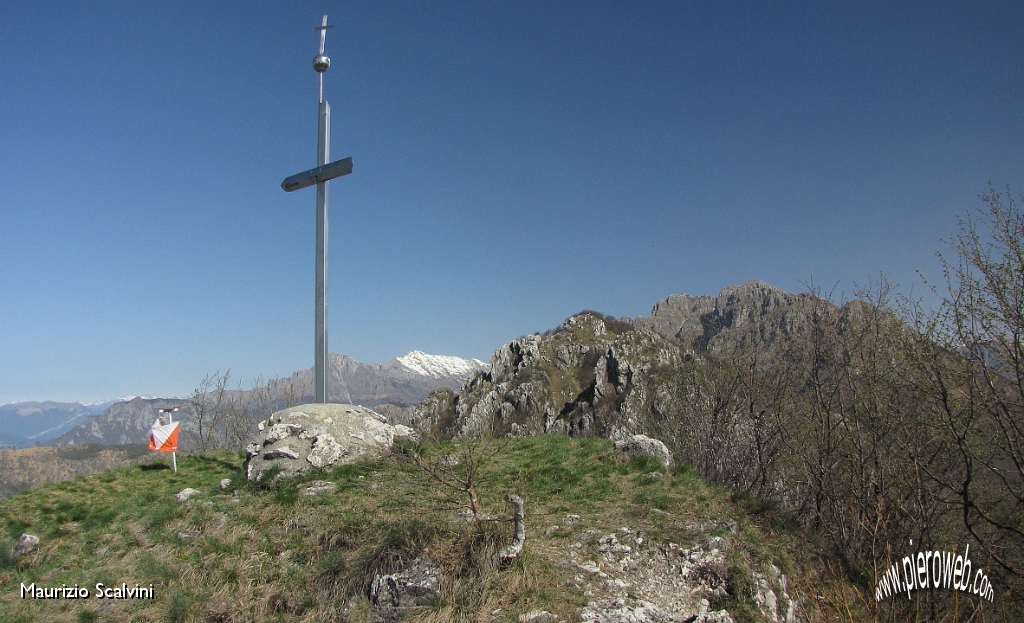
left=152, top=406, right=181, bottom=471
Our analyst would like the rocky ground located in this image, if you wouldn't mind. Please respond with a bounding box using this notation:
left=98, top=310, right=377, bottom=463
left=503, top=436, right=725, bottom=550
left=521, top=515, right=797, bottom=623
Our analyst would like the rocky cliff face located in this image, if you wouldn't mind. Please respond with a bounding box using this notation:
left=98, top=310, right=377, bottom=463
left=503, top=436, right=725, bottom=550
left=633, top=280, right=819, bottom=350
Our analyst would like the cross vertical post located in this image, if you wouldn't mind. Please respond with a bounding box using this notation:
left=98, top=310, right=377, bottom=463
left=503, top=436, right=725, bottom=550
left=282, top=15, right=352, bottom=404
left=313, top=14, right=332, bottom=404
left=315, top=95, right=330, bottom=403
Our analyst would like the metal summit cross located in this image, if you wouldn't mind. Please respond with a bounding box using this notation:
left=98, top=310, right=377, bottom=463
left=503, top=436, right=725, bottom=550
left=281, top=14, right=353, bottom=403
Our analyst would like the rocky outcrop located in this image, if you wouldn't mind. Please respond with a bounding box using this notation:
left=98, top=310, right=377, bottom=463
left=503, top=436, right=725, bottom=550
left=752, top=563, right=798, bottom=623
left=244, top=404, right=416, bottom=481
left=636, top=293, right=716, bottom=346
left=404, top=283, right=871, bottom=522
left=413, top=312, right=686, bottom=442
left=405, top=282, right=846, bottom=449
left=580, top=597, right=680, bottom=622
left=449, top=283, right=848, bottom=427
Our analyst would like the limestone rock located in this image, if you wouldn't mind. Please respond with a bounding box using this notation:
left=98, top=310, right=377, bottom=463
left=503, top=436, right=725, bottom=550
left=499, top=493, right=526, bottom=561
left=299, top=480, right=337, bottom=496
left=307, top=435, right=345, bottom=468
left=392, top=424, right=418, bottom=441
left=244, top=404, right=402, bottom=482
left=613, top=434, right=673, bottom=468
left=264, top=423, right=303, bottom=445
left=175, top=488, right=200, bottom=502
left=669, top=537, right=729, bottom=598
left=370, top=557, right=442, bottom=622
left=264, top=446, right=300, bottom=460
left=580, top=597, right=674, bottom=622
left=597, top=533, right=633, bottom=563
left=752, top=563, right=797, bottom=623
left=13, top=533, right=38, bottom=560
left=519, top=610, right=559, bottom=622
left=564, top=521, right=795, bottom=623
left=688, top=611, right=736, bottom=623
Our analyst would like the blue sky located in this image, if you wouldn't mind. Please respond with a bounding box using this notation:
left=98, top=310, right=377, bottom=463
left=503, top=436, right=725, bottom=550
left=2, top=1, right=1021, bottom=404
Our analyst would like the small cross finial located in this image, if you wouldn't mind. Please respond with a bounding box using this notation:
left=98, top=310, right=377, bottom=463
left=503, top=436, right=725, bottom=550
left=314, top=14, right=334, bottom=55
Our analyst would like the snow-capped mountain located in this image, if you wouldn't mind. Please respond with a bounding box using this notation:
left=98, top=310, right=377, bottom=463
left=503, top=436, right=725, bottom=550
left=393, top=350, right=489, bottom=379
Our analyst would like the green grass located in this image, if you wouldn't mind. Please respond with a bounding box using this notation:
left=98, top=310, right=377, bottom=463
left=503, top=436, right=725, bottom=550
left=0, top=438, right=827, bottom=623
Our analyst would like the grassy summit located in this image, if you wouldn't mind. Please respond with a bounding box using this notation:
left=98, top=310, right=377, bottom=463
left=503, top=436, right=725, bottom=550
left=0, top=436, right=823, bottom=623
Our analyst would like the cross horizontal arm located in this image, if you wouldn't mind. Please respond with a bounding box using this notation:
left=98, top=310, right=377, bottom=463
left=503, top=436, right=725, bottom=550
left=281, top=157, right=353, bottom=192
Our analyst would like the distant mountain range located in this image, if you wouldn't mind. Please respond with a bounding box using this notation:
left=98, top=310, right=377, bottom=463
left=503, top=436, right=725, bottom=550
left=0, top=351, right=488, bottom=449
left=0, top=401, right=119, bottom=448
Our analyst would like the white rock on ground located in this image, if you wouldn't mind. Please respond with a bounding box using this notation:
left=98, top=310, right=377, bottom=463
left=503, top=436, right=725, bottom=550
left=175, top=488, right=200, bottom=502
left=244, top=403, right=417, bottom=482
